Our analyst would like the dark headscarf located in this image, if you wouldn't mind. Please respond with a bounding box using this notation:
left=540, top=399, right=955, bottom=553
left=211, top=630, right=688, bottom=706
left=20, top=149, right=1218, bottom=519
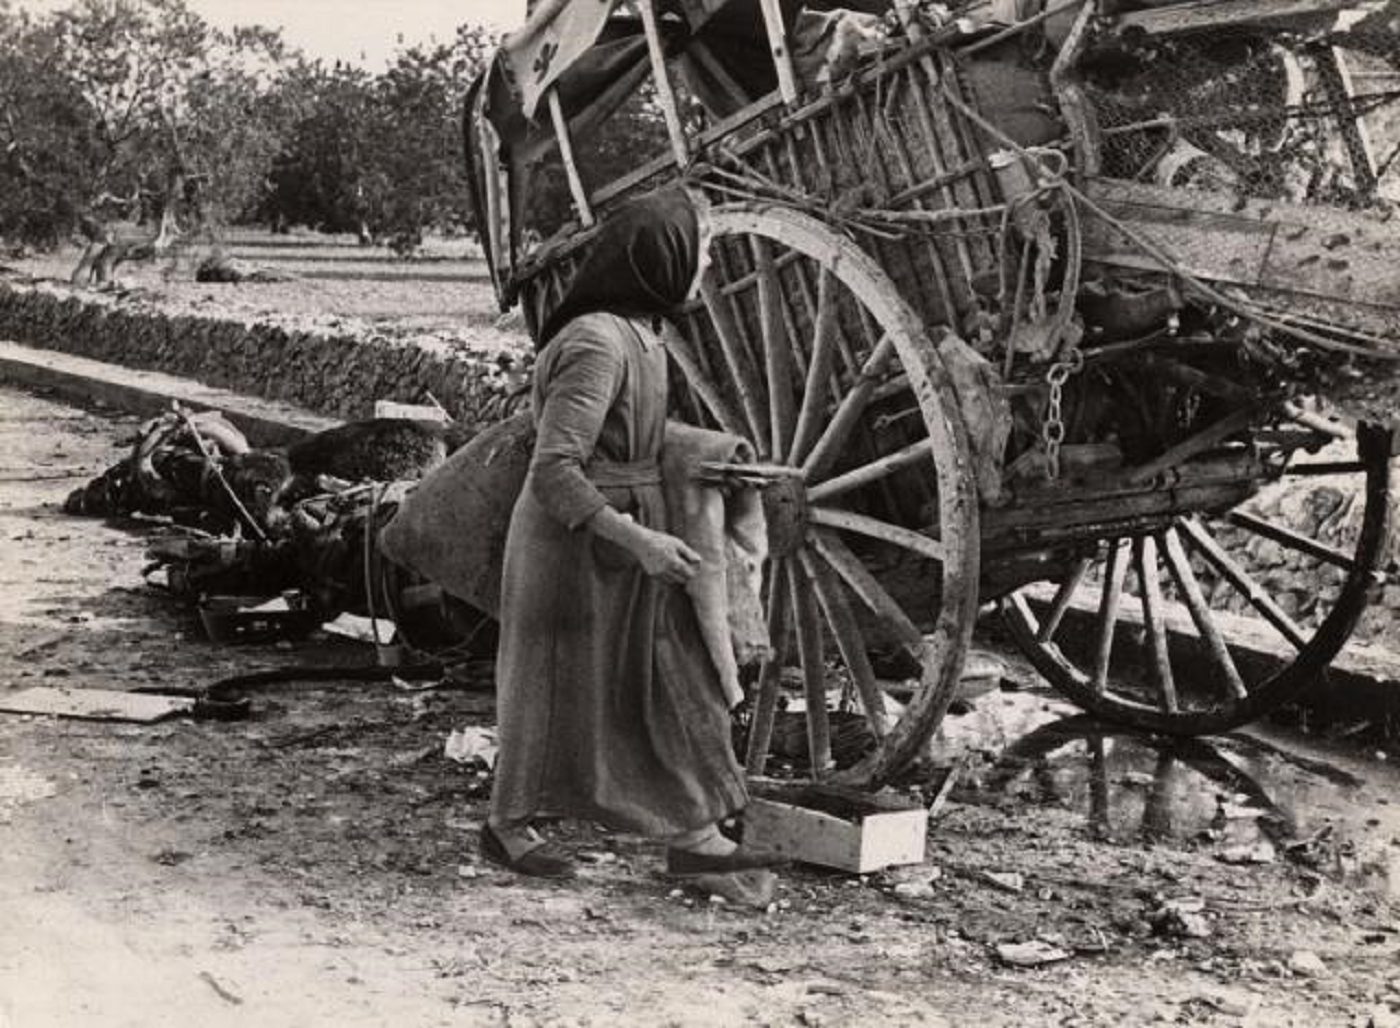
left=537, top=185, right=701, bottom=347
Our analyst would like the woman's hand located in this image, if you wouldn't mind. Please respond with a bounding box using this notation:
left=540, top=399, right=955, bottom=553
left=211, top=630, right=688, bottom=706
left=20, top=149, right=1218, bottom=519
left=632, top=528, right=703, bottom=584
left=588, top=507, right=702, bottom=584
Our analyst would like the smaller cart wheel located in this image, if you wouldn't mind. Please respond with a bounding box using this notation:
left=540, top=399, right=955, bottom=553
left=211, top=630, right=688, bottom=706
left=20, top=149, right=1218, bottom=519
left=1001, top=416, right=1396, bottom=735
left=674, top=205, right=981, bottom=788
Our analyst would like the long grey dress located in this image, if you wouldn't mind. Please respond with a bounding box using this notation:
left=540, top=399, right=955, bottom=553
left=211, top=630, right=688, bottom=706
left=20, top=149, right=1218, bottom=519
left=489, top=311, right=749, bottom=837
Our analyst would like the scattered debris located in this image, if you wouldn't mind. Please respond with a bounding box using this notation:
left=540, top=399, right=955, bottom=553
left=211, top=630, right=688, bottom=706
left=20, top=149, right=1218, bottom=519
left=576, top=850, right=619, bottom=865
left=981, top=871, right=1025, bottom=894
left=925, top=758, right=964, bottom=820
left=323, top=613, right=396, bottom=644
left=1217, top=841, right=1277, bottom=866
left=1191, top=989, right=1257, bottom=1018
left=1288, top=950, right=1328, bottom=977
left=197, top=970, right=244, bottom=1006
left=995, top=940, right=1071, bottom=968
left=1219, top=801, right=1269, bottom=821
left=892, top=880, right=936, bottom=900
left=1150, top=897, right=1212, bottom=940
left=444, top=727, right=498, bottom=767
left=391, top=675, right=443, bottom=694
left=0, top=685, right=194, bottom=723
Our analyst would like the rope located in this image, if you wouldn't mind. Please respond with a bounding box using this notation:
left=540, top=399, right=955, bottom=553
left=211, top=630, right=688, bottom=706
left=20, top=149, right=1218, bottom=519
left=171, top=405, right=268, bottom=543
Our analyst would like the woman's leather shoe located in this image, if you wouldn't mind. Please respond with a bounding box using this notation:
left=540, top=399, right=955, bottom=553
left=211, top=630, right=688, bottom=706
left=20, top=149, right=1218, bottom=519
left=480, top=824, right=576, bottom=879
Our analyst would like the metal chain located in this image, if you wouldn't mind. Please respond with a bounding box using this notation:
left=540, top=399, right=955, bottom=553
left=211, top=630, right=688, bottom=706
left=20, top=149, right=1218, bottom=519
left=1042, top=347, right=1084, bottom=480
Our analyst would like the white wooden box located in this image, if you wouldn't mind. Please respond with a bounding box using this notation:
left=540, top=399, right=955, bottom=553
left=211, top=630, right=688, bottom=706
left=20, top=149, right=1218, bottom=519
left=743, top=785, right=928, bottom=873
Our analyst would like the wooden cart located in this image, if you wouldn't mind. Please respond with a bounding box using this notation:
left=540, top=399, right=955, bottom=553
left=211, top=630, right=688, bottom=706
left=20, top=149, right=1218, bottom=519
left=464, top=0, right=1400, bottom=787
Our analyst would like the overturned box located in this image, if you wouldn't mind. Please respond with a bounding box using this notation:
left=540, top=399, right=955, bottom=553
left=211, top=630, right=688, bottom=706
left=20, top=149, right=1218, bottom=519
left=743, top=781, right=928, bottom=873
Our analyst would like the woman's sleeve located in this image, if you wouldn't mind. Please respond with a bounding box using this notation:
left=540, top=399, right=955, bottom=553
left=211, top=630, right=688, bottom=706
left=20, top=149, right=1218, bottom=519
left=528, top=328, right=625, bottom=529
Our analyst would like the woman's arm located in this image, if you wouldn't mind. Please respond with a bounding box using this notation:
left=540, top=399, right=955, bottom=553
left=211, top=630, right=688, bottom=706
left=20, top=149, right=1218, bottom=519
left=528, top=330, right=624, bottom=529
left=530, top=328, right=701, bottom=583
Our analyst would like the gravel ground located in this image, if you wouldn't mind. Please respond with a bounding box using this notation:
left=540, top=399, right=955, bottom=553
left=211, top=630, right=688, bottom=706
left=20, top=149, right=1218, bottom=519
left=3, top=386, right=1400, bottom=1027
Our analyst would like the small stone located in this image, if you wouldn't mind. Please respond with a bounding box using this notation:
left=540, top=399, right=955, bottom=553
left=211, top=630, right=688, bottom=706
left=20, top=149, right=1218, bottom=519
left=1289, top=950, right=1327, bottom=977
left=893, top=881, right=936, bottom=900
left=1218, top=841, right=1276, bottom=865
left=995, top=940, right=1071, bottom=967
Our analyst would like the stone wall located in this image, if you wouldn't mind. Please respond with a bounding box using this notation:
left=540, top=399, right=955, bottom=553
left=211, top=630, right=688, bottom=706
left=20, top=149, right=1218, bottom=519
left=0, top=278, right=533, bottom=427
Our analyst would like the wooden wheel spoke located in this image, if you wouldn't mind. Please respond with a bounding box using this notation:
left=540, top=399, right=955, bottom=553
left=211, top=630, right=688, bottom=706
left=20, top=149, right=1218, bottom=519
left=661, top=324, right=747, bottom=437
left=789, top=559, right=833, bottom=776
left=808, top=529, right=922, bottom=649
left=1161, top=526, right=1248, bottom=700
left=809, top=507, right=944, bottom=564
left=1134, top=535, right=1179, bottom=714
left=745, top=558, right=792, bottom=775
left=1037, top=557, right=1093, bottom=645
left=700, top=271, right=770, bottom=456
left=1226, top=510, right=1360, bottom=572
left=802, top=334, right=896, bottom=482
left=807, top=439, right=934, bottom=504
left=1092, top=539, right=1130, bottom=695
left=1178, top=517, right=1308, bottom=649
left=788, top=265, right=841, bottom=465
left=753, top=238, right=798, bottom=459
left=801, top=548, right=889, bottom=738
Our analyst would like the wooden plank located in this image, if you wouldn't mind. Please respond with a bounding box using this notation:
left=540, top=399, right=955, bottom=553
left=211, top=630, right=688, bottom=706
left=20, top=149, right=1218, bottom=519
left=0, top=687, right=195, bottom=723
left=1114, top=0, right=1357, bottom=35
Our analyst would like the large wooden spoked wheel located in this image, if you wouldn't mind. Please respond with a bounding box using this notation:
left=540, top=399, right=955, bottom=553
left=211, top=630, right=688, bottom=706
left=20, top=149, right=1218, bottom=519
left=1000, top=416, right=1396, bottom=735
left=668, top=205, right=980, bottom=788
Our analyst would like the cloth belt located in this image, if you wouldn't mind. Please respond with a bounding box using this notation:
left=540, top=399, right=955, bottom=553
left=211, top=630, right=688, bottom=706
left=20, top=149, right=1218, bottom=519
left=585, top=458, right=661, bottom=489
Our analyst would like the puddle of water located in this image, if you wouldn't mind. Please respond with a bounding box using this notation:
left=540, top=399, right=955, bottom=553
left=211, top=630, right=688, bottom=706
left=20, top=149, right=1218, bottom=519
left=0, top=763, right=56, bottom=823
left=929, top=688, right=1400, bottom=896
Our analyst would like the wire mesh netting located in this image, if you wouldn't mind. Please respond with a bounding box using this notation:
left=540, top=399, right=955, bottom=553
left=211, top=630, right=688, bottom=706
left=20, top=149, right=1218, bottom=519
left=1082, top=6, right=1400, bottom=210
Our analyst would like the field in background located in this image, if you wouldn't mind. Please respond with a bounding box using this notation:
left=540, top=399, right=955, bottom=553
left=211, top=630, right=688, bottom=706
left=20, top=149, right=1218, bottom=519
left=8, top=228, right=523, bottom=348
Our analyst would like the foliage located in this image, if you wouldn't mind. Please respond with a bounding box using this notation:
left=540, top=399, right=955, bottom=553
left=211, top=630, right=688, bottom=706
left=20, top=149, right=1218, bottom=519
left=0, top=1, right=668, bottom=269
left=0, top=0, right=294, bottom=257
left=263, top=25, right=497, bottom=251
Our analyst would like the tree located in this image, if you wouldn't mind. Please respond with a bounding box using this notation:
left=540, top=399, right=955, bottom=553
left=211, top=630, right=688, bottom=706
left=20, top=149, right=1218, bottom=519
left=262, top=24, right=497, bottom=252
left=262, top=61, right=378, bottom=238
left=0, top=0, right=295, bottom=282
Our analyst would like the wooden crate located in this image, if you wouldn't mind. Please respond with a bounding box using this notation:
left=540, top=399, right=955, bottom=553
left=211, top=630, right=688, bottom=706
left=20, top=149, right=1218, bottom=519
left=743, top=782, right=928, bottom=873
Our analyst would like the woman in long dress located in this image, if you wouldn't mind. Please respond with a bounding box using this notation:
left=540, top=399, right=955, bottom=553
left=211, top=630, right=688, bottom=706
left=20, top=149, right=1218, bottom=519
left=483, top=186, right=777, bottom=878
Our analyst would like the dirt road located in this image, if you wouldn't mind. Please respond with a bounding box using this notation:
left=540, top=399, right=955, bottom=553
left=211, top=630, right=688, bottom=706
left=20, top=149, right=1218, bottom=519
left=2, top=384, right=1399, bottom=1027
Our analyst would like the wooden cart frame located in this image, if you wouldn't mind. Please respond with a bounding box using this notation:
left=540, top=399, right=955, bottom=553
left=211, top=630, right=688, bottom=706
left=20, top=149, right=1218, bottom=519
left=468, top=0, right=1400, bottom=787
